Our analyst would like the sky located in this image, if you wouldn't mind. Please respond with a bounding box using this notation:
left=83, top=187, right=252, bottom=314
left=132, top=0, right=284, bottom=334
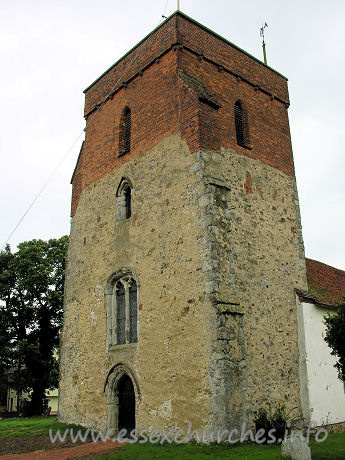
left=0, top=0, right=344, bottom=270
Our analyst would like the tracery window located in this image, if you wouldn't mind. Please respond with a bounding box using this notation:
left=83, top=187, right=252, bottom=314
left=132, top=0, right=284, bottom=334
left=105, top=272, right=138, bottom=349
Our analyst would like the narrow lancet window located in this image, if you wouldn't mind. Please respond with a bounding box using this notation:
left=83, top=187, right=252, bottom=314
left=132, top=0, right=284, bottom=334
left=119, top=107, right=131, bottom=156
left=234, top=100, right=250, bottom=148
left=116, top=178, right=132, bottom=221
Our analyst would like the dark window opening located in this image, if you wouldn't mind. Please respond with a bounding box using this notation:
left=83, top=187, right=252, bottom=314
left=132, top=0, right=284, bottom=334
left=116, top=282, right=126, bottom=345
left=119, top=107, right=131, bottom=156
left=234, top=100, right=250, bottom=148
left=129, top=280, right=138, bottom=343
left=124, top=185, right=131, bottom=219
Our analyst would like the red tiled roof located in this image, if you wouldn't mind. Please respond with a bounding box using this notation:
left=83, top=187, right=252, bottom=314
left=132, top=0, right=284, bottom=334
left=305, top=258, right=345, bottom=307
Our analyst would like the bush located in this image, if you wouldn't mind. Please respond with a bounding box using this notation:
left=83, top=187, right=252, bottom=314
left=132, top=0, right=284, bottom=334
left=251, top=404, right=297, bottom=444
left=21, top=398, right=48, bottom=417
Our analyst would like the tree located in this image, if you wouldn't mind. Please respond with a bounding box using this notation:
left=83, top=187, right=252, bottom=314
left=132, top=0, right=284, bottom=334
left=0, top=308, right=12, bottom=403
left=324, top=299, right=345, bottom=383
left=0, top=235, right=68, bottom=415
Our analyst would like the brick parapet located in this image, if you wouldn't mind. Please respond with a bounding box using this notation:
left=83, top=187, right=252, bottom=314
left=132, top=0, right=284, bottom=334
left=175, top=14, right=289, bottom=103
left=84, top=12, right=289, bottom=118
left=83, top=14, right=178, bottom=116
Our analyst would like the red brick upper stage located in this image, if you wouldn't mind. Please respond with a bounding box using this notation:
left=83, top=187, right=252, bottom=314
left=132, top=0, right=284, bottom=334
left=302, top=258, right=345, bottom=308
left=71, top=11, right=295, bottom=216
left=83, top=11, right=289, bottom=117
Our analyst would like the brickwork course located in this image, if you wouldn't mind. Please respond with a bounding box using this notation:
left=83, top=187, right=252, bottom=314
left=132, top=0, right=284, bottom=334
left=60, top=11, right=309, bottom=435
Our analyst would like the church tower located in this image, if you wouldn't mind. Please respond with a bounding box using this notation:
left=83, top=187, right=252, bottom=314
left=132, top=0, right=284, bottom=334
left=59, top=12, right=308, bottom=435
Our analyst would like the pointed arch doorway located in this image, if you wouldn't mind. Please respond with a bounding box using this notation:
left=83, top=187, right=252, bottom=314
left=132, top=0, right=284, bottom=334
left=118, top=374, right=135, bottom=435
left=105, top=364, right=139, bottom=437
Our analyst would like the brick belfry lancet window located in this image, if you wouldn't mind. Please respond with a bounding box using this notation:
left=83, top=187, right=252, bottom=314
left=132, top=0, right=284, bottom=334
left=119, top=107, right=131, bottom=156
left=234, top=100, right=250, bottom=148
left=105, top=273, right=138, bottom=349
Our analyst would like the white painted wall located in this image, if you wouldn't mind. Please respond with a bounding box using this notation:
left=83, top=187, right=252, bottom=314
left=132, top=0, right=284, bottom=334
left=6, top=388, right=59, bottom=414
left=46, top=388, right=59, bottom=414
left=6, top=389, right=30, bottom=412
left=298, top=299, right=345, bottom=425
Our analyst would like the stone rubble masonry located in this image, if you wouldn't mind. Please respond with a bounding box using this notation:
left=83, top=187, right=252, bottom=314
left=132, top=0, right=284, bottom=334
left=60, top=11, right=308, bottom=434
left=188, top=148, right=307, bottom=431
left=60, top=135, right=214, bottom=432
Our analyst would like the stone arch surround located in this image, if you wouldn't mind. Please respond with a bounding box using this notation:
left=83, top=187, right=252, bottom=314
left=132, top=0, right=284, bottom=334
left=104, top=363, right=140, bottom=436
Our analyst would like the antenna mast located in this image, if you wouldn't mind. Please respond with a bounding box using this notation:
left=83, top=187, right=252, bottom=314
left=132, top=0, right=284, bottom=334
left=260, top=22, right=268, bottom=65
left=177, top=0, right=180, bottom=10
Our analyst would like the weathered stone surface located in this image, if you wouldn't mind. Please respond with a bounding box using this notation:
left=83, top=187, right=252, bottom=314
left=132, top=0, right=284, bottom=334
left=217, top=304, right=244, bottom=315
left=214, top=294, right=241, bottom=305
left=188, top=147, right=307, bottom=432
left=59, top=135, right=213, bottom=432
left=219, top=148, right=307, bottom=422
left=281, top=434, right=312, bottom=460
left=60, top=134, right=307, bottom=435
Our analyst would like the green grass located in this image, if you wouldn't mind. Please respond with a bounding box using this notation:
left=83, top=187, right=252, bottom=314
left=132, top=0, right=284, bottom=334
left=310, top=432, right=345, bottom=460
left=99, top=432, right=345, bottom=460
left=99, top=442, right=282, bottom=459
left=0, top=416, right=86, bottom=439
left=0, top=417, right=344, bottom=459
